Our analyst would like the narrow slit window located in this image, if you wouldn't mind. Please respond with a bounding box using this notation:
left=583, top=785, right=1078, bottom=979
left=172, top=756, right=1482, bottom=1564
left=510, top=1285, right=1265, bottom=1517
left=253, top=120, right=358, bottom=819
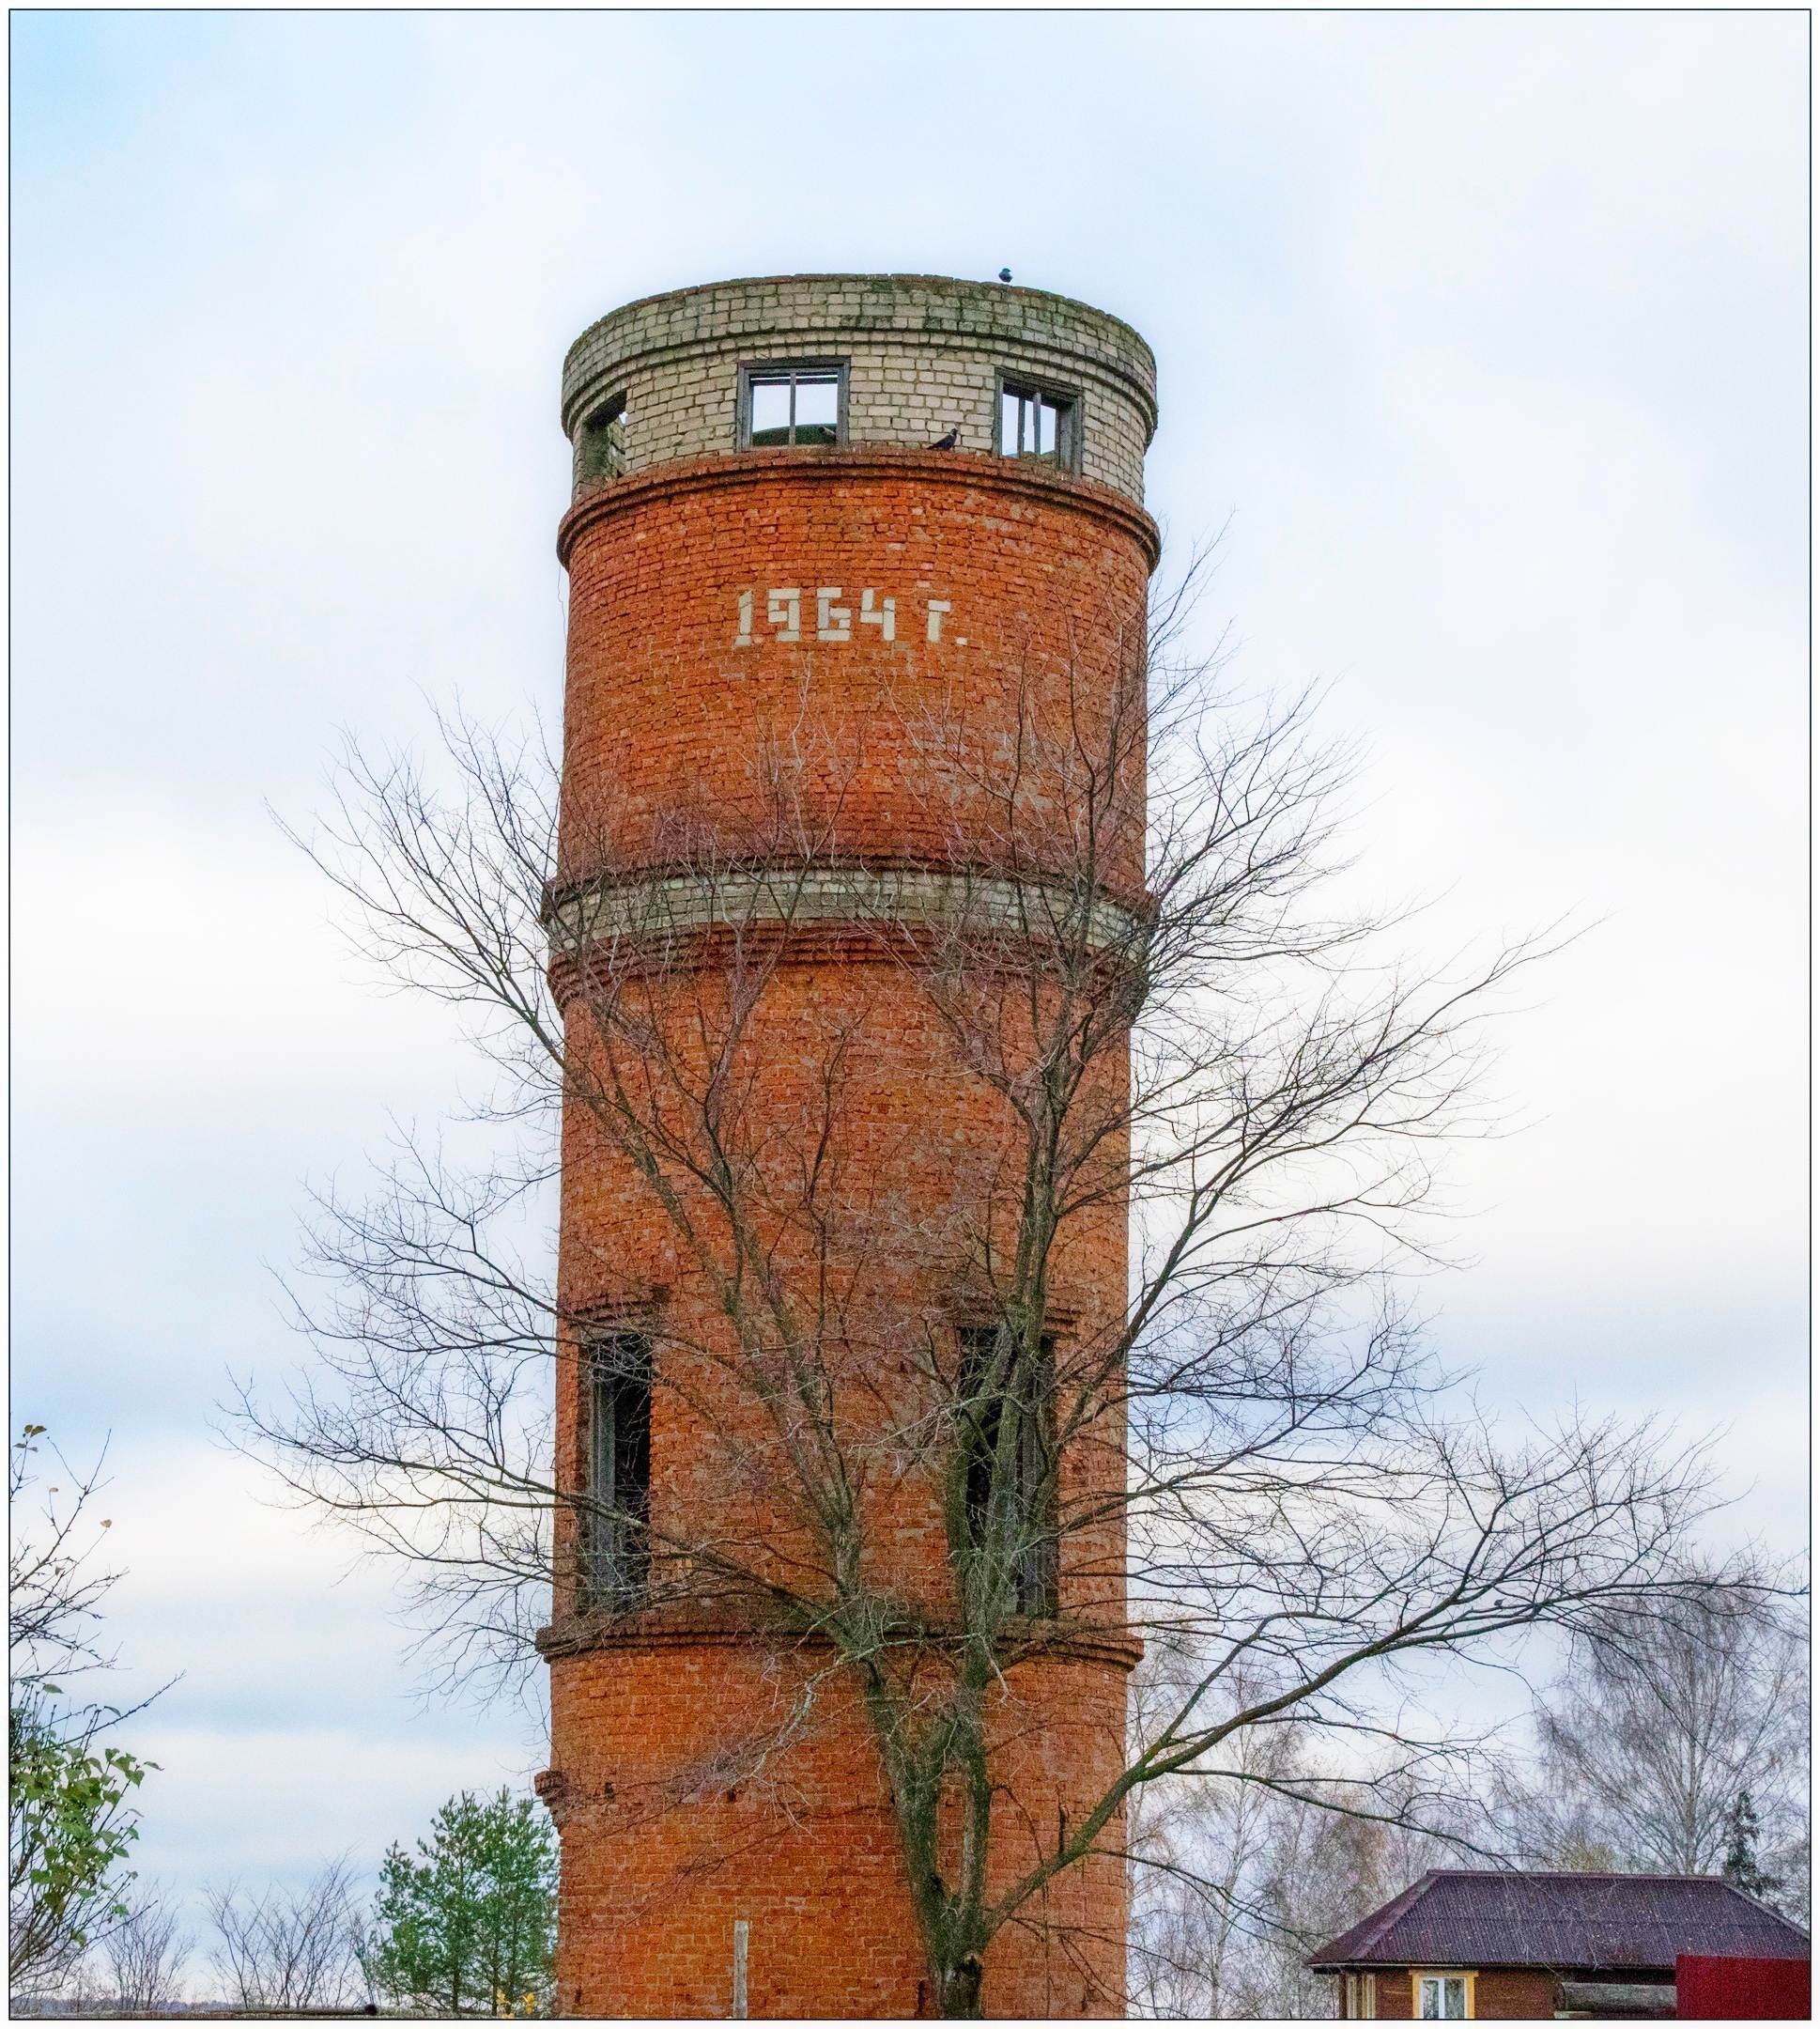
left=584, top=1332, right=651, bottom=1607
left=957, top=1325, right=1057, bottom=1616
left=998, top=379, right=1077, bottom=471
left=741, top=364, right=845, bottom=448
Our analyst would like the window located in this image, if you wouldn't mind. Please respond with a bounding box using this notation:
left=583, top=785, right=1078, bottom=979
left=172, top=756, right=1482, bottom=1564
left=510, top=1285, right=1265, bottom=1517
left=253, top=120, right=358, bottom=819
left=739, top=362, right=845, bottom=448
left=1343, top=1975, right=1378, bottom=2020
left=998, top=376, right=1079, bottom=472
left=583, top=1332, right=651, bottom=1606
left=1417, top=1975, right=1471, bottom=2020
left=578, top=392, right=628, bottom=483
left=957, top=1325, right=1057, bottom=1616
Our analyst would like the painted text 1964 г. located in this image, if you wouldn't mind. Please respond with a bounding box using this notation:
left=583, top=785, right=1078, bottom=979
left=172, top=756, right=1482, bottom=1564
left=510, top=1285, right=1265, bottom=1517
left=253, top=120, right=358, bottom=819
left=733, top=589, right=959, bottom=647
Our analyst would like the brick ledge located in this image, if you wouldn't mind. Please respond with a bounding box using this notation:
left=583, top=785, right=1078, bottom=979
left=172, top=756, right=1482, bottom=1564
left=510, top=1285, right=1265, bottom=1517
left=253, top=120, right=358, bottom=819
left=555, top=446, right=1163, bottom=572
left=535, top=1617, right=1145, bottom=1674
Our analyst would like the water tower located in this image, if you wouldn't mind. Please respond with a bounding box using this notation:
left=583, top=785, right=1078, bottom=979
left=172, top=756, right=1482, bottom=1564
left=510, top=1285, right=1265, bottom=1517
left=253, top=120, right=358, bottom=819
left=537, top=274, right=1158, bottom=2018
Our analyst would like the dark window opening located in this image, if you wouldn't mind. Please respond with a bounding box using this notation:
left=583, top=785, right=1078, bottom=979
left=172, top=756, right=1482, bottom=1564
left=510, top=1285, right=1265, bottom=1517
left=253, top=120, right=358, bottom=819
left=998, top=379, right=1078, bottom=472
left=583, top=1332, right=650, bottom=1607
left=578, top=392, right=628, bottom=483
left=741, top=363, right=845, bottom=448
left=958, top=1325, right=1058, bottom=1616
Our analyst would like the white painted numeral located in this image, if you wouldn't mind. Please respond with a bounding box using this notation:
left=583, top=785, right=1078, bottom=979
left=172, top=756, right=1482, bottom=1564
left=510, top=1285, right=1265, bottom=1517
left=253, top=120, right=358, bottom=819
left=738, top=586, right=938, bottom=649
left=816, top=588, right=852, bottom=643
left=766, top=588, right=801, bottom=643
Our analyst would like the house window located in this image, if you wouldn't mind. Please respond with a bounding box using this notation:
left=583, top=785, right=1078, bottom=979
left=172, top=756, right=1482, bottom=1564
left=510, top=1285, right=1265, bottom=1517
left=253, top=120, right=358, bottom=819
left=998, top=376, right=1079, bottom=472
left=583, top=1332, right=651, bottom=1606
left=1417, top=1974, right=1472, bottom=2020
left=1342, top=1974, right=1380, bottom=2019
left=957, top=1325, right=1057, bottom=1615
left=1338, top=1972, right=1387, bottom=2021
left=740, top=362, right=845, bottom=448
left=578, top=391, right=628, bottom=482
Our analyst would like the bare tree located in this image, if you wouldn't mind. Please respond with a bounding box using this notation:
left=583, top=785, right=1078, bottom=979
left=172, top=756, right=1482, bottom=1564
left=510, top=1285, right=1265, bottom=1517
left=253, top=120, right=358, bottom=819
left=204, top=1860, right=370, bottom=2011
left=9, top=1428, right=160, bottom=2005
left=10, top=1425, right=122, bottom=1696
left=86, top=1887, right=193, bottom=2013
left=1126, top=1648, right=1484, bottom=2019
left=233, top=562, right=1745, bottom=2015
left=1504, top=1577, right=1809, bottom=1908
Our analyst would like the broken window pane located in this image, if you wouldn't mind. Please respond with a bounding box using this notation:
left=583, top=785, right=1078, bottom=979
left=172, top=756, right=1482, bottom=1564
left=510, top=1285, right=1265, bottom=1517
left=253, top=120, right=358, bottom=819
left=584, top=1333, right=651, bottom=1607
left=745, top=366, right=844, bottom=448
left=792, top=374, right=840, bottom=442
left=1001, top=380, right=1074, bottom=469
left=748, top=379, right=793, bottom=443
left=578, top=392, right=628, bottom=483
left=958, top=1325, right=1057, bottom=1616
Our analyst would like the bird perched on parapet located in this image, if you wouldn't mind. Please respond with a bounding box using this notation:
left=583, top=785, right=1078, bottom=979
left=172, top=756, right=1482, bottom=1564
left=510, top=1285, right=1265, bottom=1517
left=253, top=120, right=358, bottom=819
left=930, top=426, right=960, bottom=451
left=998, top=268, right=1013, bottom=283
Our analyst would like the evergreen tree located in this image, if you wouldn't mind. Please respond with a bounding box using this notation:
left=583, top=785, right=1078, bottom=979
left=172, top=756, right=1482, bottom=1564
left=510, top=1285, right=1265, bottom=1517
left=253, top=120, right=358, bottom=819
left=1722, top=1789, right=1780, bottom=1901
left=366, top=1789, right=556, bottom=2016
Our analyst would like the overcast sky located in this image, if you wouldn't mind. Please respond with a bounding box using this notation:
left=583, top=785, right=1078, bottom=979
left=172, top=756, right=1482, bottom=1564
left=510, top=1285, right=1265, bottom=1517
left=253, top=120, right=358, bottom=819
left=11, top=10, right=1806, bottom=1909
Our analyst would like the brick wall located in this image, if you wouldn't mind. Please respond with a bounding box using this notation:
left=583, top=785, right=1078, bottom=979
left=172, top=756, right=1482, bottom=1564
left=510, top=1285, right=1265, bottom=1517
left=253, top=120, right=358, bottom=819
left=554, top=447, right=1157, bottom=893
left=547, top=304, right=1156, bottom=2019
left=545, top=1639, right=1132, bottom=2019
left=560, top=274, right=1157, bottom=505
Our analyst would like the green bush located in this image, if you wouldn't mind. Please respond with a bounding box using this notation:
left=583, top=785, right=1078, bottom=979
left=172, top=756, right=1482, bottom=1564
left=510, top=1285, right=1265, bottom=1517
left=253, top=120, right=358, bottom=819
left=8, top=1689, right=149, bottom=1997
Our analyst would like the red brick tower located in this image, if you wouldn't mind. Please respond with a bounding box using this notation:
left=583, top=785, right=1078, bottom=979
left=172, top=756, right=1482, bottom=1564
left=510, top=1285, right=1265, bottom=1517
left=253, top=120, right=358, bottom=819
left=539, top=275, right=1158, bottom=2019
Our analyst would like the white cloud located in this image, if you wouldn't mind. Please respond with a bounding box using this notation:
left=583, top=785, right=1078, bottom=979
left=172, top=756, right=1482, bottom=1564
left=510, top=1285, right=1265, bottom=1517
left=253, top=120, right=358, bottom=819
left=13, top=797, right=468, bottom=1116
left=50, top=1442, right=542, bottom=1897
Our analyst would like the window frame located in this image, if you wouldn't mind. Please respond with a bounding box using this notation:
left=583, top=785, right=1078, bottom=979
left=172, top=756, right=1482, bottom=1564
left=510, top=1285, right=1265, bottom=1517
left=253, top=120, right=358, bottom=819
left=1415, top=1971, right=1474, bottom=2021
left=577, top=390, right=629, bottom=484
left=956, top=1324, right=1059, bottom=1617
left=994, top=369, right=1084, bottom=475
left=736, top=358, right=849, bottom=450
left=580, top=1330, right=652, bottom=1610
left=1344, top=1972, right=1378, bottom=2019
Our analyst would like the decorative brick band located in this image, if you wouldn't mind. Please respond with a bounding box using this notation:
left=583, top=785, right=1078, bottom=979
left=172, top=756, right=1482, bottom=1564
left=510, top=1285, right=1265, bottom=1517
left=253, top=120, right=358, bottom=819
left=556, top=444, right=1163, bottom=573
left=536, top=1618, right=1147, bottom=1676
left=544, top=862, right=1147, bottom=960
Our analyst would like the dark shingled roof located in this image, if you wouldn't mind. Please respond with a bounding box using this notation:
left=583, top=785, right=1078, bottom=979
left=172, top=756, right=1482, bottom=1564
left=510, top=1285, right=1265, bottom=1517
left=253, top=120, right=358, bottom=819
left=1308, top=1871, right=1811, bottom=1975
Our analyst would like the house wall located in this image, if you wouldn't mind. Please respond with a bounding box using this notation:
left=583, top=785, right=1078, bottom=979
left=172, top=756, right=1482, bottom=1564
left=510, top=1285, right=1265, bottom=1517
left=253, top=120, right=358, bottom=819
left=1473, top=1968, right=1566, bottom=2019
left=1365, top=1966, right=1561, bottom=2020
left=1372, top=1969, right=1413, bottom=2018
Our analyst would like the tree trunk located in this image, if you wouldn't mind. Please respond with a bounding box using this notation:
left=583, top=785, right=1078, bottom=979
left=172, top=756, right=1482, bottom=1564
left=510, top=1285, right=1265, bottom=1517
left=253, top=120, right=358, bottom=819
left=936, top=1955, right=985, bottom=2019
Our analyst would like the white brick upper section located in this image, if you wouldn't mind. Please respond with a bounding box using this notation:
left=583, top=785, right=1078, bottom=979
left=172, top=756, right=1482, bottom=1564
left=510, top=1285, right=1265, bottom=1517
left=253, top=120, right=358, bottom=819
left=562, top=273, right=1157, bottom=506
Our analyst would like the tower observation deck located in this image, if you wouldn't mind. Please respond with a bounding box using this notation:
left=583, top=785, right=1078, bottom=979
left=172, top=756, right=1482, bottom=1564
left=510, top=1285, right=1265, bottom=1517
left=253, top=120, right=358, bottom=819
left=538, top=274, right=1159, bottom=2019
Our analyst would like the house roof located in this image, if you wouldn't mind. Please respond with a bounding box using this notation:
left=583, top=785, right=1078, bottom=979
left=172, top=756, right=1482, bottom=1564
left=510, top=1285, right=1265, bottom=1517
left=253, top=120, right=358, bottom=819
left=1308, top=1870, right=1811, bottom=1975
